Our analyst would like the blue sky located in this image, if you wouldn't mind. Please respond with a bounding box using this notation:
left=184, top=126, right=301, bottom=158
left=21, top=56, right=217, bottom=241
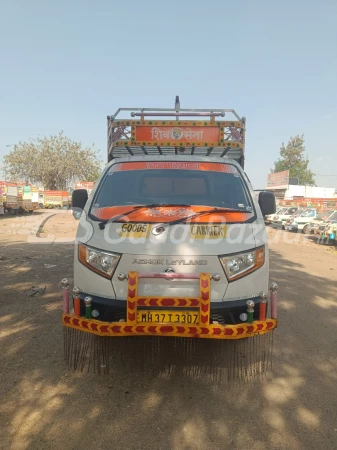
left=1, top=0, right=337, bottom=188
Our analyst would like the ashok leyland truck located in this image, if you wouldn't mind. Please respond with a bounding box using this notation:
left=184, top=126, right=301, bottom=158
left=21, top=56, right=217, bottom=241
left=62, top=99, right=277, bottom=373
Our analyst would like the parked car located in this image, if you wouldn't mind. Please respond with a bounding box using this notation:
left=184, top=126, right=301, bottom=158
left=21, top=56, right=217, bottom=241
left=306, top=210, right=337, bottom=234
left=284, top=209, right=305, bottom=228
left=272, top=207, right=301, bottom=229
left=265, top=207, right=288, bottom=225
left=317, top=220, right=337, bottom=244
left=285, top=208, right=318, bottom=233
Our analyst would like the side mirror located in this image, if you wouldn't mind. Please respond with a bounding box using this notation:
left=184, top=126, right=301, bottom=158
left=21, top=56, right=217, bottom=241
left=258, top=191, right=276, bottom=216
left=72, top=189, right=88, bottom=219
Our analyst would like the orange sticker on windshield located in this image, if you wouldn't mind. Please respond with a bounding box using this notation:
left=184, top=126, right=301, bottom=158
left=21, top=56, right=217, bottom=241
left=108, top=162, right=238, bottom=174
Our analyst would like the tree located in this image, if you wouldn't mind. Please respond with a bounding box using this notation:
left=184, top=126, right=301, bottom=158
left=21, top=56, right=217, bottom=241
left=271, top=135, right=315, bottom=186
left=3, top=132, right=102, bottom=189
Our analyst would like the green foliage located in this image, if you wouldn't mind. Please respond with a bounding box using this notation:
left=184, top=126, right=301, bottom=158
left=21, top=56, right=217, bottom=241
left=272, top=135, right=315, bottom=186
left=3, top=132, right=102, bottom=189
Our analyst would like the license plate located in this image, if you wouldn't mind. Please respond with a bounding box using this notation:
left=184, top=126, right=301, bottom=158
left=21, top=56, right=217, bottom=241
left=137, top=310, right=199, bottom=324
left=190, top=224, right=227, bottom=239
left=119, top=223, right=150, bottom=238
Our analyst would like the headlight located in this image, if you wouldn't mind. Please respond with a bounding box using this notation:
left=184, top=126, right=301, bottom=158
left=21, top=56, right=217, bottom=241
left=78, top=243, right=120, bottom=278
left=219, top=247, right=265, bottom=282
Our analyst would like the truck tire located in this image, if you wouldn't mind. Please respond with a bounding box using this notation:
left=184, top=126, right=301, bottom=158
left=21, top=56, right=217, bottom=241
left=8, top=208, right=16, bottom=216
left=302, top=224, right=309, bottom=234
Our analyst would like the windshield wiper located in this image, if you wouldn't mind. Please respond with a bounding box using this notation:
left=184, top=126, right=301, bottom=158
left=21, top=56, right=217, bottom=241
left=152, top=207, right=251, bottom=233
left=97, top=204, right=191, bottom=230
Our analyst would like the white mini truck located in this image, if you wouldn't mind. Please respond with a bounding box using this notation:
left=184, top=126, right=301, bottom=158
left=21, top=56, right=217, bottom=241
left=62, top=101, right=277, bottom=347
left=272, top=207, right=301, bottom=229
left=285, top=208, right=318, bottom=233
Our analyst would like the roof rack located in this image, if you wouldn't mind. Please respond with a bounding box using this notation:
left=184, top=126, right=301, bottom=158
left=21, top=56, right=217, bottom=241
left=107, top=97, right=246, bottom=167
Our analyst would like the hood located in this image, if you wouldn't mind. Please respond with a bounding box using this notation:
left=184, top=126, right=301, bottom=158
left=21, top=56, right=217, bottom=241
left=82, top=220, right=257, bottom=256
left=75, top=216, right=269, bottom=302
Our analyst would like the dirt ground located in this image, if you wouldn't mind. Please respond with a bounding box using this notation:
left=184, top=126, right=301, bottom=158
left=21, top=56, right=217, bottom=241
left=1, top=211, right=337, bottom=450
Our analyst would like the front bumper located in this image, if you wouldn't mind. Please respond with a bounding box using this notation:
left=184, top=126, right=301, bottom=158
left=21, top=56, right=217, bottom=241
left=74, top=292, right=262, bottom=324
left=318, top=230, right=336, bottom=240
left=62, top=272, right=277, bottom=340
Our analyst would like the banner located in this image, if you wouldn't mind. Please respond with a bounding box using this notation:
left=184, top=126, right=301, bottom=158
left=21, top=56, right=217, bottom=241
left=135, top=126, right=220, bottom=145
left=267, top=170, right=289, bottom=189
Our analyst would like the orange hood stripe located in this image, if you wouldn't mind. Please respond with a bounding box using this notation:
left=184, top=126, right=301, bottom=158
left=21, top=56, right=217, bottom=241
left=92, top=206, right=252, bottom=223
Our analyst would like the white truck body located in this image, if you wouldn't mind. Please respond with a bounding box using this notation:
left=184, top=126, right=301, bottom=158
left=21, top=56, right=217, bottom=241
left=70, top=103, right=276, bottom=331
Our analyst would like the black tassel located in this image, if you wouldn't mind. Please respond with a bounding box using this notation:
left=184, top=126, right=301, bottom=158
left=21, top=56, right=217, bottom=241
left=63, top=329, right=273, bottom=381
left=63, top=328, right=111, bottom=374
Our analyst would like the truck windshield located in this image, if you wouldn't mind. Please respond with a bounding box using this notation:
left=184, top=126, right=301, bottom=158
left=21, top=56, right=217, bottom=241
left=90, top=167, right=253, bottom=218
left=327, top=211, right=337, bottom=221
left=316, top=211, right=333, bottom=220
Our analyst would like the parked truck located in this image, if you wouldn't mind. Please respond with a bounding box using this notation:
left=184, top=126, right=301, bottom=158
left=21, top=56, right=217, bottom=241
left=63, top=99, right=278, bottom=375
left=0, top=182, right=37, bottom=214
left=0, top=185, right=4, bottom=215
left=44, top=190, right=70, bottom=209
